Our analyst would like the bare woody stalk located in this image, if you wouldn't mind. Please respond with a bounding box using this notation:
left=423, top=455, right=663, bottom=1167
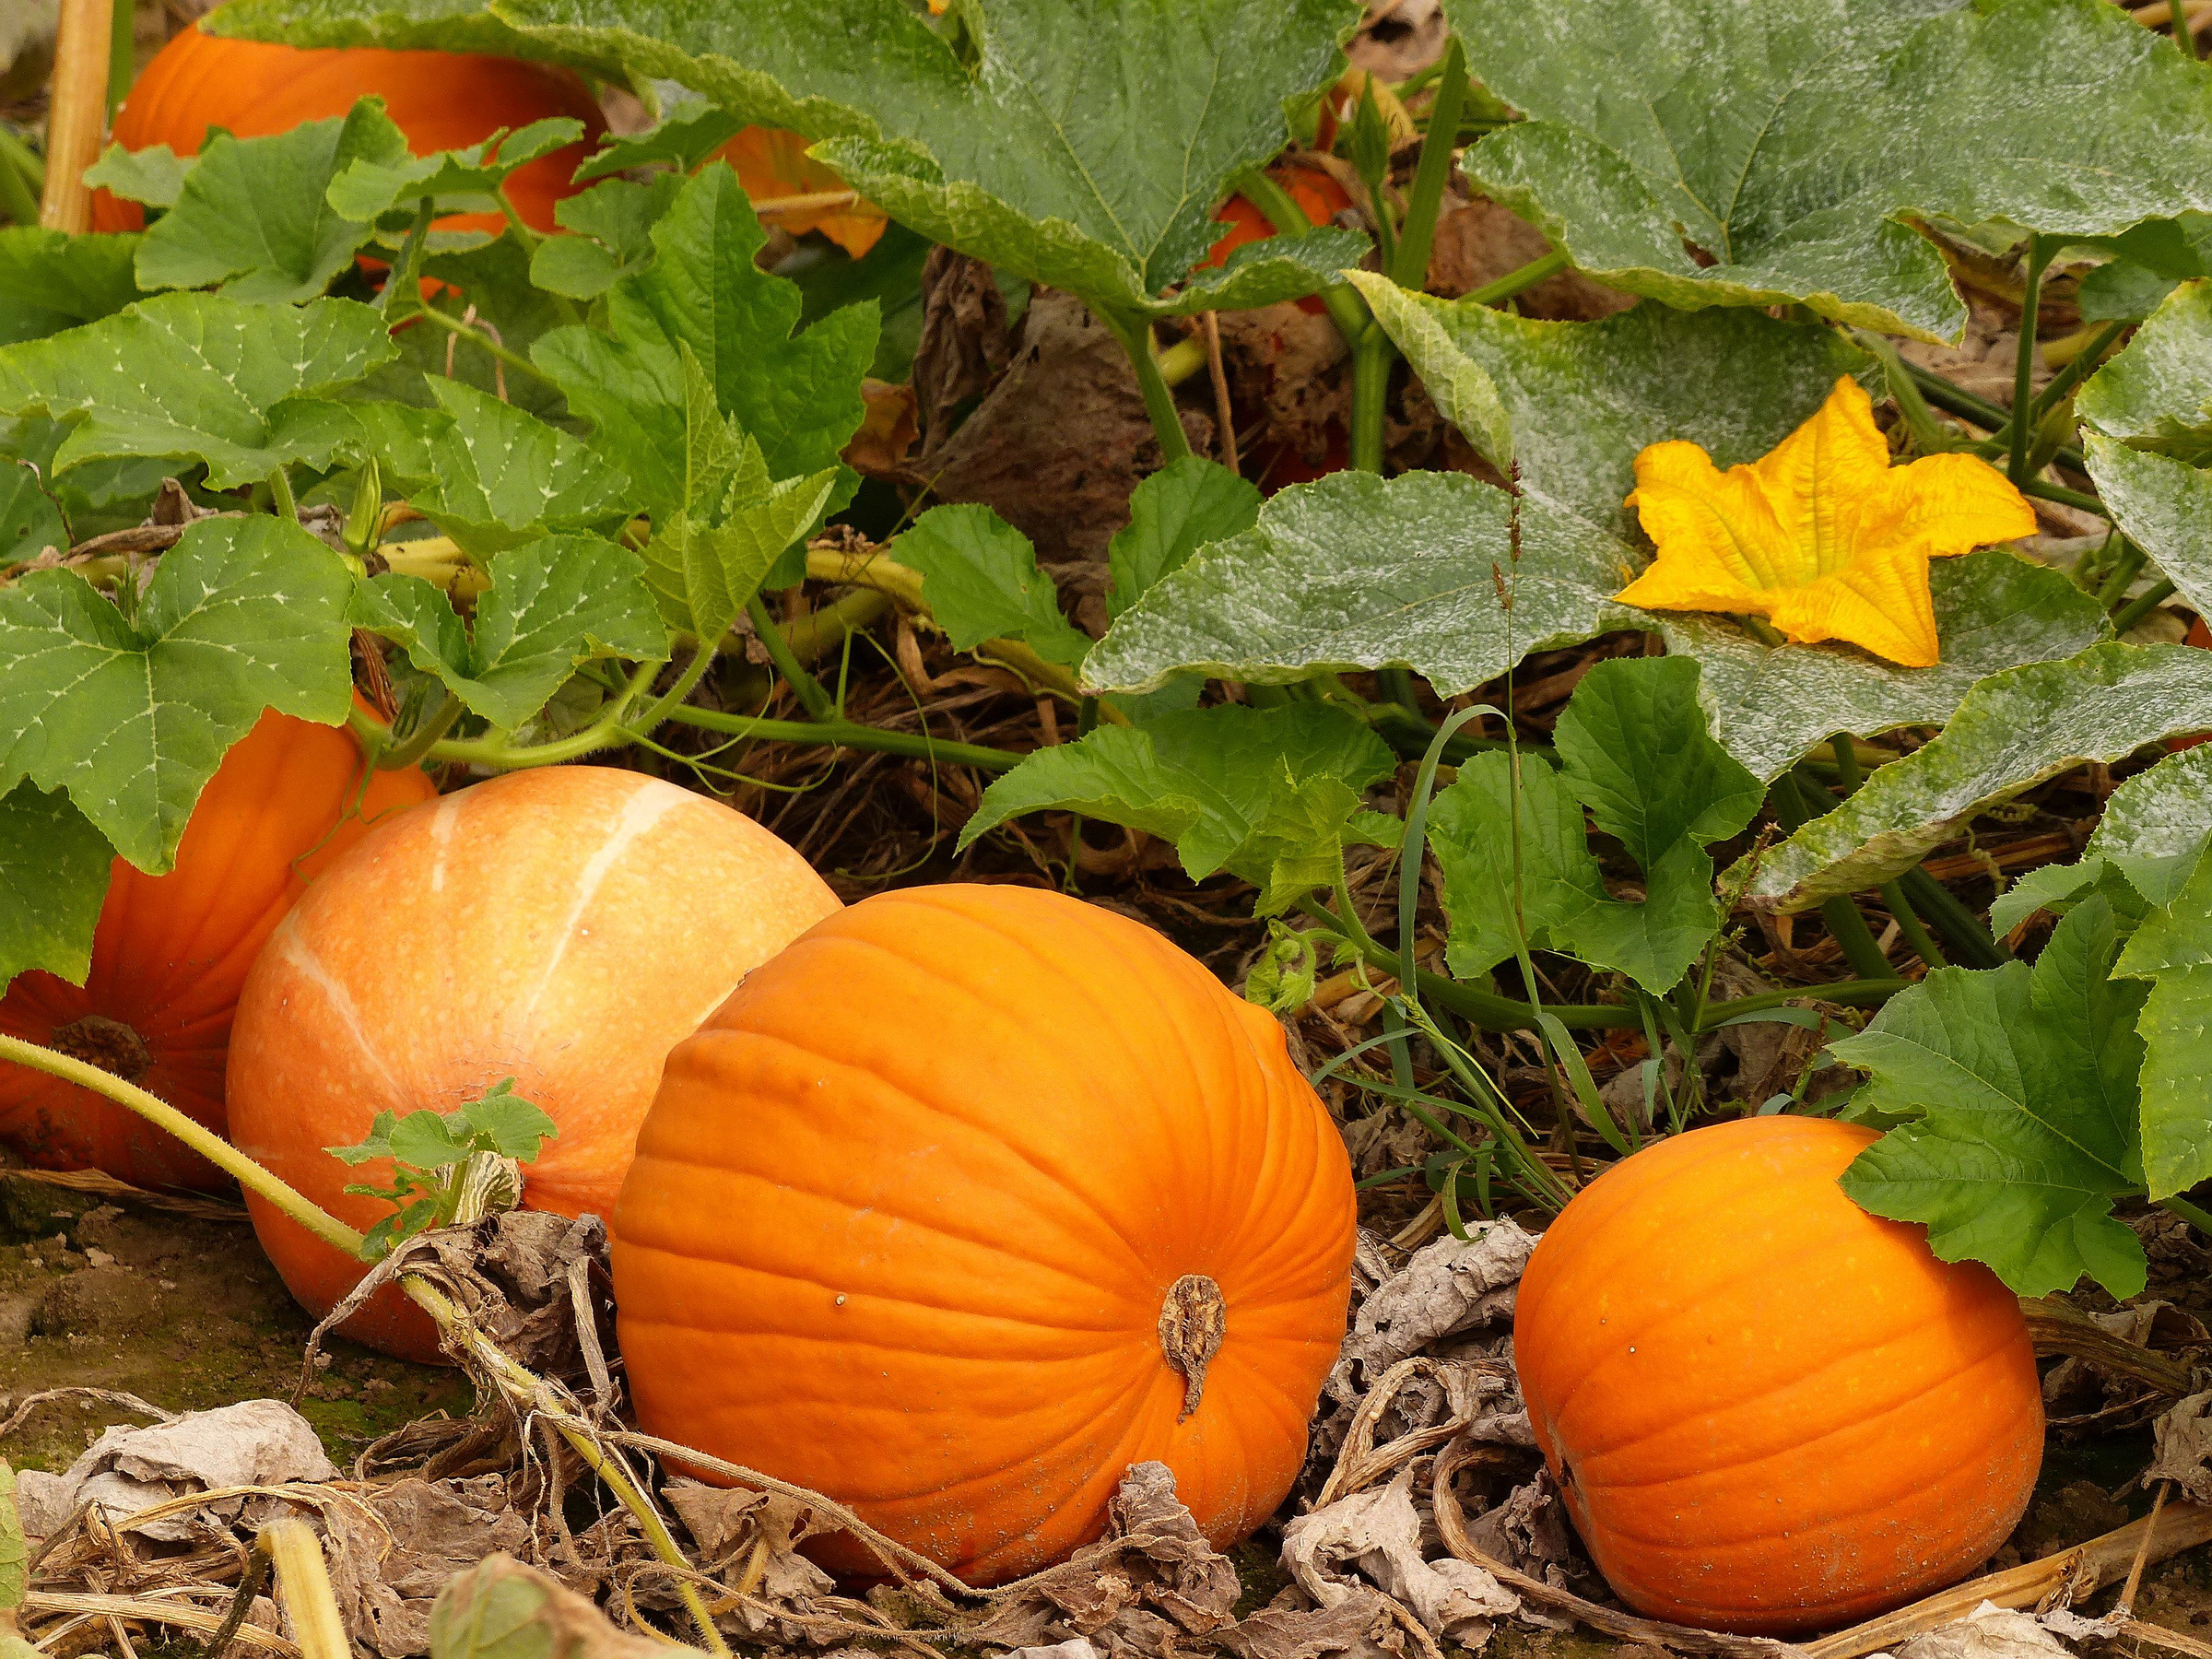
left=0, top=1032, right=734, bottom=1658
left=40, top=0, right=112, bottom=232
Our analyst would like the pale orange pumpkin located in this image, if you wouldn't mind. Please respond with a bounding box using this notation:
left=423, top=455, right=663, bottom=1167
left=225, top=766, right=841, bottom=1363
left=613, top=883, right=1358, bottom=1583
left=1513, top=1115, right=2042, bottom=1635
left=0, top=710, right=434, bottom=1191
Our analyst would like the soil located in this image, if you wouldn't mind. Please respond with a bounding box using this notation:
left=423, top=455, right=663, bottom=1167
left=0, top=1171, right=467, bottom=1477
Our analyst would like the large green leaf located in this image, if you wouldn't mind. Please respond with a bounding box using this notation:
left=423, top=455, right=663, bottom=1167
left=1446, top=0, right=2212, bottom=343
left=1835, top=895, right=2148, bottom=1299
left=0, top=784, right=113, bottom=994
left=1106, top=456, right=1261, bottom=619
left=1741, top=642, right=2212, bottom=911
left=959, top=702, right=1396, bottom=913
left=2084, top=434, right=2212, bottom=621
left=0, top=230, right=147, bottom=346
left=2077, top=280, right=2212, bottom=465
left=534, top=164, right=873, bottom=544
left=354, top=378, right=633, bottom=553
left=531, top=174, right=684, bottom=301
left=0, top=464, right=65, bottom=568
left=0, top=517, right=355, bottom=872
left=212, top=0, right=1365, bottom=318
left=2115, top=853, right=2212, bottom=1203
left=1991, top=743, right=2212, bottom=935
left=0, top=294, right=394, bottom=490
left=135, top=104, right=409, bottom=302
left=353, top=534, right=667, bottom=729
left=1430, top=657, right=1761, bottom=994
left=896, top=504, right=1094, bottom=673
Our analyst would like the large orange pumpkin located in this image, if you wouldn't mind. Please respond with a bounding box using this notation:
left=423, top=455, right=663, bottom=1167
left=0, top=710, right=434, bottom=1191
left=612, top=883, right=1358, bottom=1584
left=1513, top=1115, right=2042, bottom=1636
left=225, top=766, right=841, bottom=1363
left=91, top=18, right=606, bottom=235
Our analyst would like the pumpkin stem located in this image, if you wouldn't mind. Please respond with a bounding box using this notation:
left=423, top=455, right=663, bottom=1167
left=49, top=1015, right=151, bottom=1087
left=1158, top=1273, right=1228, bottom=1420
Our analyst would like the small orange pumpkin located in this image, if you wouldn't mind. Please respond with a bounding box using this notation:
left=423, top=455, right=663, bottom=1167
left=0, top=710, right=434, bottom=1191
left=1204, top=168, right=1355, bottom=318
left=1513, top=1115, right=2042, bottom=1636
left=92, top=18, right=606, bottom=235
left=613, top=883, right=1358, bottom=1583
left=225, top=766, right=841, bottom=1363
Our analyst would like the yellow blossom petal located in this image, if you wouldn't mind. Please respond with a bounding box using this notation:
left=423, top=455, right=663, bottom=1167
left=1612, top=375, right=2038, bottom=667
left=713, top=126, right=888, bottom=259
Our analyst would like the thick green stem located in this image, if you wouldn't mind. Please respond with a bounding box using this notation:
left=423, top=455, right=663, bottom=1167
left=666, top=704, right=1023, bottom=771
left=747, top=593, right=838, bottom=720
left=1234, top=166, right=1376, bottom=357
left=1855, top=330, right=1954, bottom=453
left=1879, top=880, right=1947, bottom=970
left=0, top=126, right=45, bottom=227
left=1102, top=312, right=1193, bottom=464
left=1465, top=248, right=1569, bottom=308
left=2011, top=236, right=2054, bottom=487
left=381, top=691, right=463, bottom=771
left=2097, top=536, right=2153, bottom=610
left=2021, top=477, right=2107, bottom=518
left=0, top=1033, right=366, bottom=1257
left=1898, top=865, right=2011, bottom=967
left=2113, top=578, right=2178, bottom=635
left=2032, top=320, right=2129, bottom=421
left=425, top=660, right=660, bottom=769
left=1900, top=358, right=2088, bottom=475
left=267, top=465, right=299, bottom=525
left=2160, top=1194, right=2212, bottom=1232
left=1390, top=38, right=1466, bottom=290
left=1697, top=980, right=1907, bottom=1027
left=1819, top=894, right=1898, bottom=982
left=1349, top=324, right=1393, bottom=474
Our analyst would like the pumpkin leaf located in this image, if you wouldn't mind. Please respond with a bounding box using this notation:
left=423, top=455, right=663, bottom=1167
left=1739, top=642, right=2212, bottom=912
left=2114, top=854, right=2212, bottom=1201
left=1430, top=657, right=1762, bottom=994
left=1988, top=746, right=2212, bottom=937
left=2074, top=217, right=2212, bottom=323
left=2084, top=435, right=2212, bottom=621
left=353, top=378, right=634, bottom=553
left=135, top=103, right=411, bottom=302
left=325, top=116, right=586, bottom=228
left=1447, top=0, right=2212, bottom=343
left=216, top=0, right=1365, bottom=319
left=2077, top=279, right=2212, bottom=464
left=386, top=236, right=574, bottom=425
left=0, top=516, right=355, bottom=872
left=0, top=229, right=148, bottom=346
left=81, top=144, right=190, bottom=210
left=0, top=462, right=65, bottom=569
left=352, top=533, right=668, bottom=730
left=1107, top=455, right=1262, bottom=619
left=1834, top=894, right=2149, bottom=1299
left=959, top=702, right=1396, bottom=913
left=896, top=503, right=1093, bottom=672
left=530, top=173, right=684, bottom=301
left=574, top=102, right=745, bottom=183
left=533, top=164, right=873, bottom=565
left=0, top=783, right=113, bottom=994
left=0, top=293, right=394, bottom=489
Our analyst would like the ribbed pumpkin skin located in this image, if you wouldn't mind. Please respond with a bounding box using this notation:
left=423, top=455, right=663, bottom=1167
left=91, top=20, right=605, bottom=234
left=1514, top=1116, right=2042, bottom=1636
left=614, top=884, right=1358, bottom=1584
left=226, top=767, right=841, bottom=1363
left=0, top=711, right=434, bottom=1191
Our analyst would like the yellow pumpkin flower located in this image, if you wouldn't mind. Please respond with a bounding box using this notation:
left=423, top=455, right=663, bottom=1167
left=1613, top=375, right=2037, bottom=667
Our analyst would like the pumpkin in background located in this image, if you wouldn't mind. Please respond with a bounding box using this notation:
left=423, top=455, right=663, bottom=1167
left=710, top=127, right=888, bottom=259
left=226, top=767, right=841, bottom=1364
left=0, top=711, right=434, bottom=1191
left=613, top=883, right=1357, bottom=1584
left=1204, top=167, right=1355, bottom=318
left=90, top=18, right=606, bottom=234
left=1513, top=1115, right=2042, bottom=1636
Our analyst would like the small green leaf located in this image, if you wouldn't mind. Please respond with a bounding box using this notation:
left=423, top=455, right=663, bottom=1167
left=135, top=103, right=411, bottom=302
left=0, top=462, right=64, bottom=568
left=0, top=783, right=113, bottom=994
left=534, top=164, right=875, bottom=523
left=454, top=1077, right=559, bottom=1159
left=1556, top=657, right=1766, bottom=869
left=896, top=504, right=1093, bottom=671
left=1740, top=642, right=2212, bottom=911
left=2086, top=435, right=2212, bottom=622
left=354, top=534, right=669, bottom=729
left=531, top=173, right=684, bottom=300
left=2075, top=217, right=2212, bottom=322
left=326, top=116, right=584, bottom=226
left=1107, top=455, right=1261, bottom=619
left=1449, top=0, right=2212, bottom=343
left=1834, top=896, right=2148, bottom=1299
left=959, top=702, right=1395, bottom=914
left=0, top=229, right=147, bottom=346
left=0, top=293, right=394, bottom=489
left=0, top=516, right=356, bottom=871
left=354, top=378, right=634, bottom=553
left=1989, top=745, right=2212, bottom=935
left=381, top=235, right=573, bottom=426
left=2078, top=278, right=2212, bottom=464
left=382, top=1108, right=478, bottom=1171
left=82, top=144, right=189, bottom=209
left=573, top=103, right=744, bottom=183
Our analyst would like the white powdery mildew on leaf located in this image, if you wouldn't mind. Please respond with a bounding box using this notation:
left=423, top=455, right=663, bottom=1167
left=2078, top=279, right=2212, bottom=462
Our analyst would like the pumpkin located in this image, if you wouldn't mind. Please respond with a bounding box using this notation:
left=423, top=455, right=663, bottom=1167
left=0, top=710, right=434, bottom=1192
left=1512, top=1115, right=2042, bottom=1636
left=90, top=18, right=606, bottom=235
left=225, top=766, right=841, bottom=1364
left=1204, top=168, right=1355, bottom=318
left=708, top=127, right=888, bottom=259
left=612, top=883, right=1358, bottom=1584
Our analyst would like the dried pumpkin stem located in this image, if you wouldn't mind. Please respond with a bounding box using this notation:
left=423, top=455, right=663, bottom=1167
left=258, top=1519, right=348, bottom=1659
left=1157, top=1275, right=1227, bottom=1419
